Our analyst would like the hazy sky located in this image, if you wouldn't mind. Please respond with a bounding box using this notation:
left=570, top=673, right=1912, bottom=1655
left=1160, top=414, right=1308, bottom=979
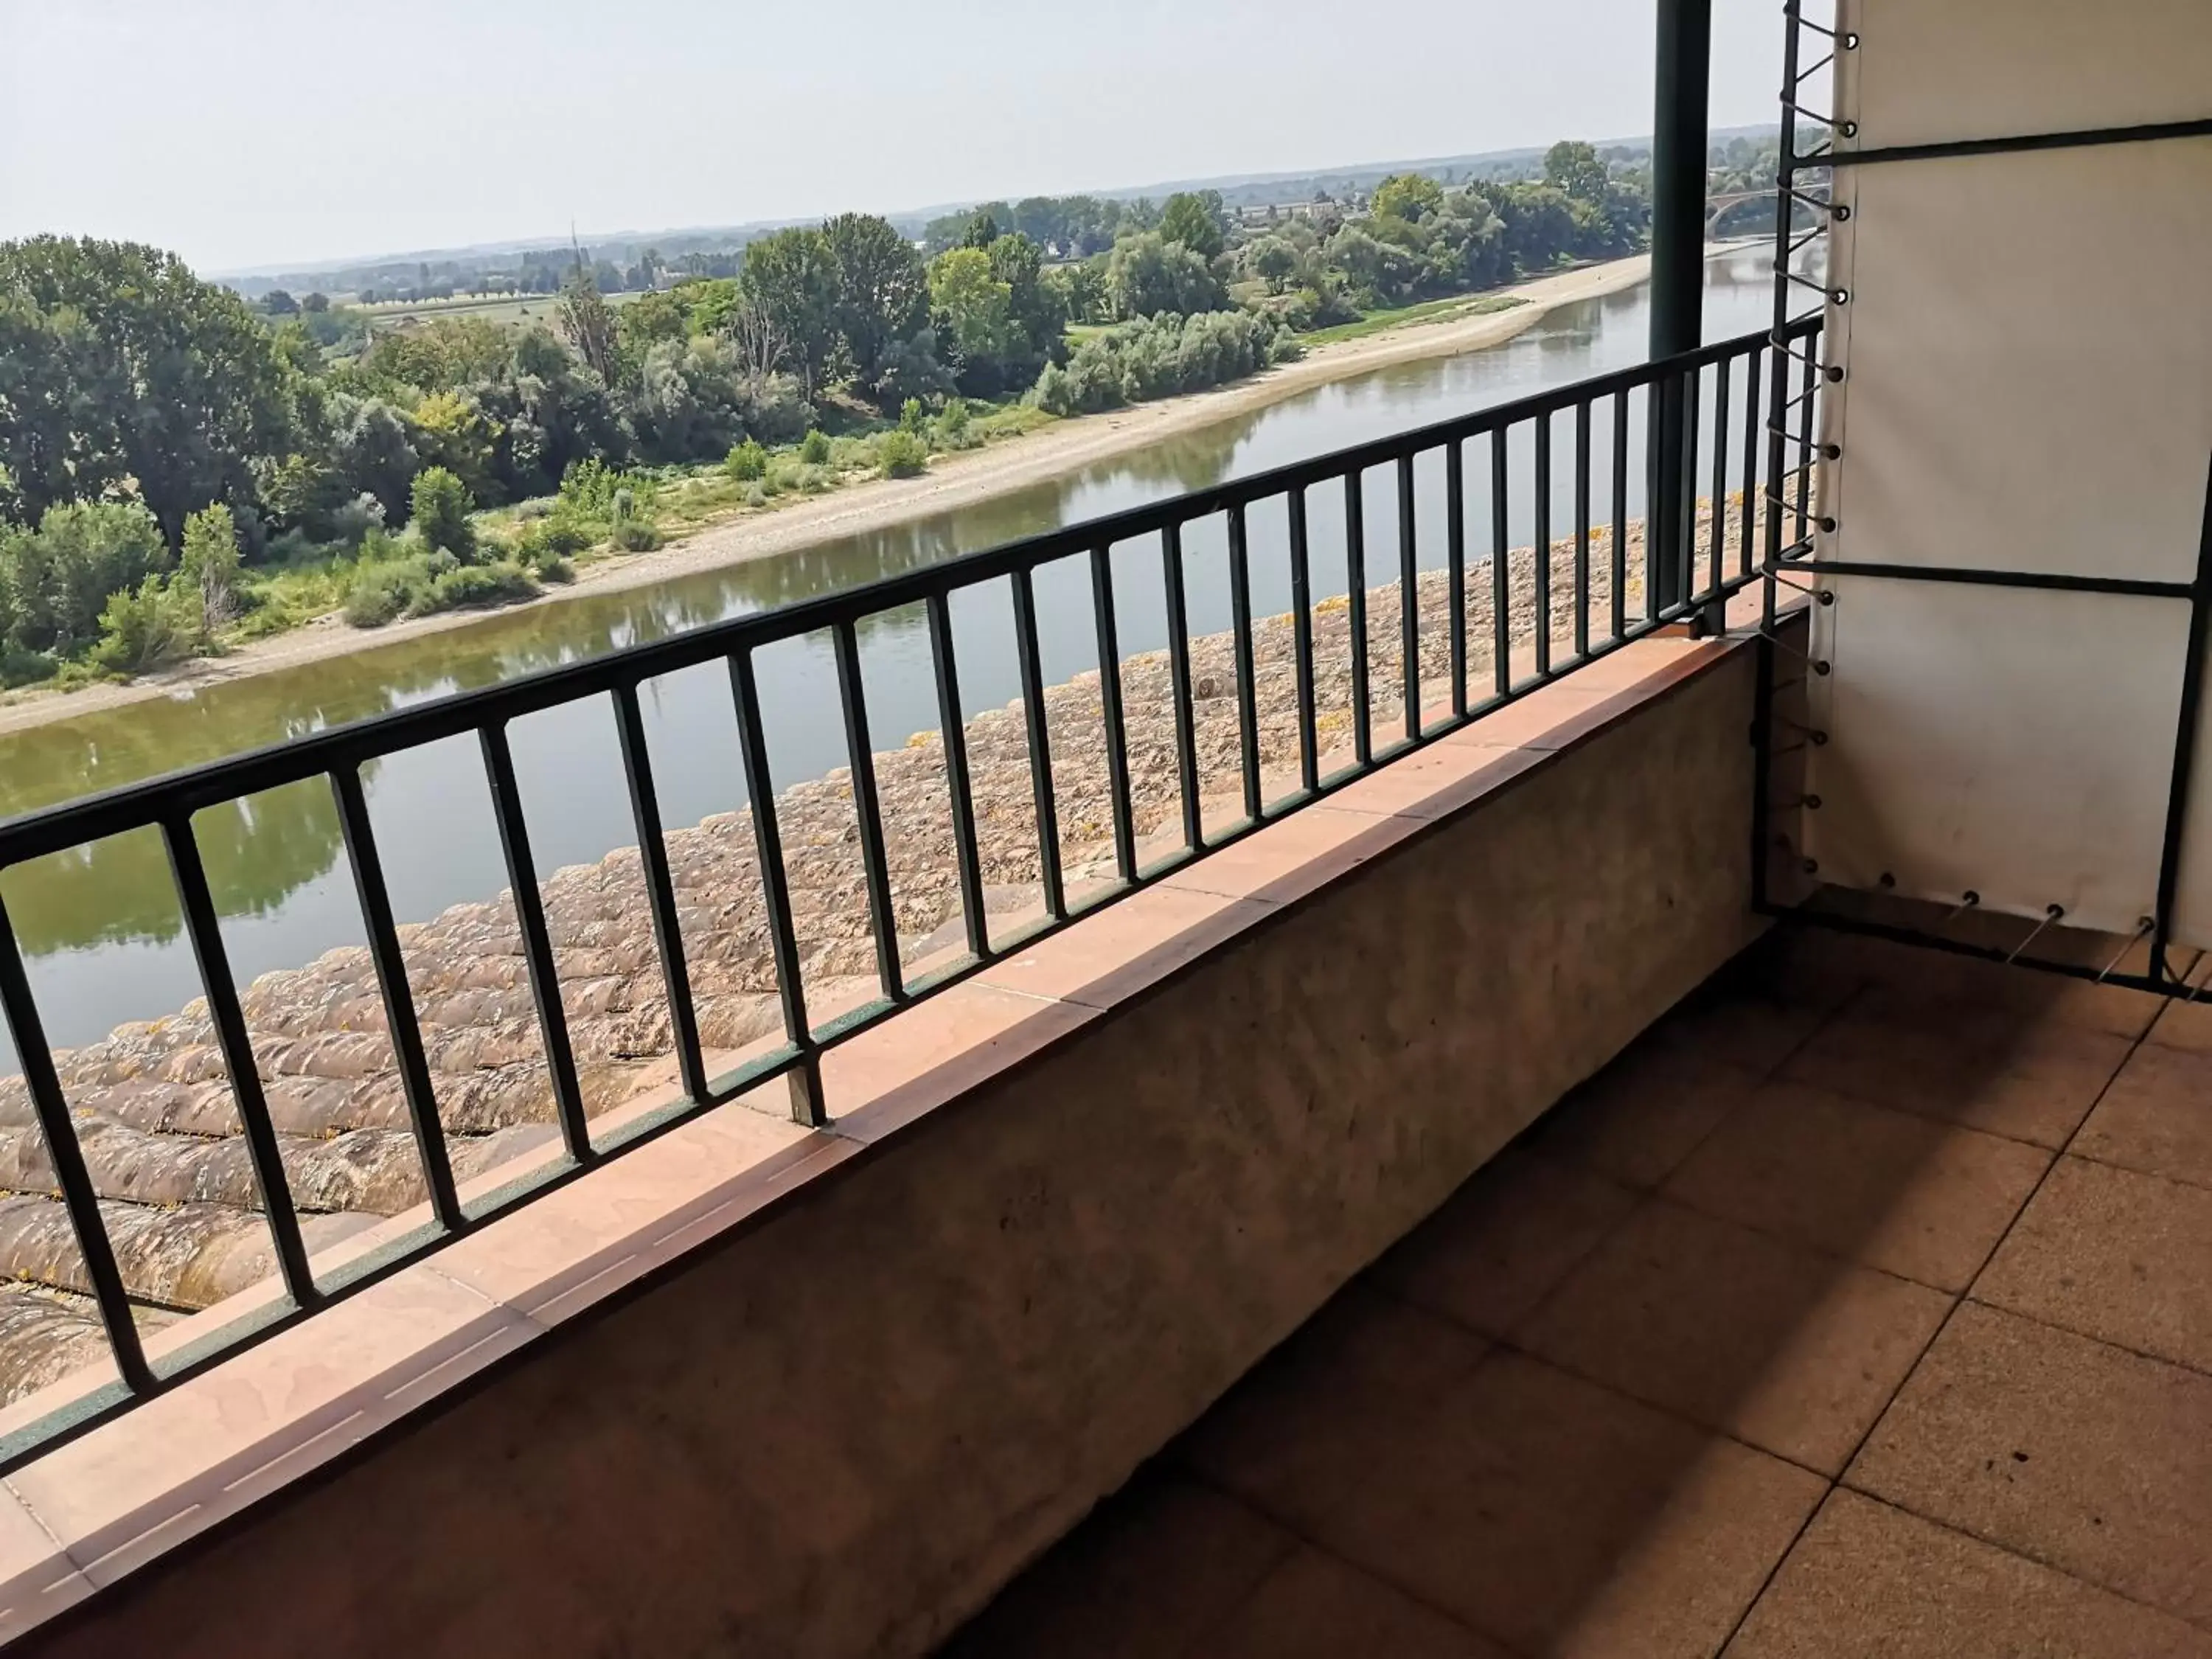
left=0, top=0, right=1785, bottom=275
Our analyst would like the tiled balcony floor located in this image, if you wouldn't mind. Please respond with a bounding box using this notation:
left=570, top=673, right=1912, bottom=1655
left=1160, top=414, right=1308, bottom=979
left=939, top=928, right=2212, bottom=1658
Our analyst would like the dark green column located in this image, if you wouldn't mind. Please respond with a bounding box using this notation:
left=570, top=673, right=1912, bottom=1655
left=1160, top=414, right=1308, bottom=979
left=1649, top=0, right=1712, bottom=624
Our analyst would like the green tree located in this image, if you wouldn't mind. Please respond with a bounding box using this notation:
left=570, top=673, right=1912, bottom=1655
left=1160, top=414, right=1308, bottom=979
left=556, top=265, right=622, bottom=385
left=408, top=391, right=502, bottom=500
left=89, top=574, right=197, bottom=675
left=409, top=466, right=476, bottom=560
left=1159, top=191, right=1226, bottom=260
left=928, top=247, right=1017, bottom=383
left=0, top=501, right=170, bottom=658
left=1372, top=173, right=1445, bottom=223
left=262, top=288, right=299, bottom=316
left=0, top=237, right=301, bottom=546
left=360, top=316, right=513, bottom=393
left=301, top=292, right=330, bottom=313
left=738, top=227, right=840, bottom=397
left=1248, top=237, right=1299, bottom=293
left=178, top=502, right=243, bottom=634
left=823, top=212, right=928, bottom=384
left=1105, top=233, right=1225, bottom=319
left=1543, top=141, right=1610, bottom=204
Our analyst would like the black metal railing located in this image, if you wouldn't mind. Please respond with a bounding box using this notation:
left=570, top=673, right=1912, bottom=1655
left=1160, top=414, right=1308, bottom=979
left=0, top=316, right=1818, bottom=1466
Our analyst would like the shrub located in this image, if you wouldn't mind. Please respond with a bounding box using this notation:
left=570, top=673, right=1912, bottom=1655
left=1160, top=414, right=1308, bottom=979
left=899, top=398, right=926, bottom=434
left=796, top=465, right=832, bottom=494
left=0, top=501, right=169, bottom=659
left=178, top=504, right=243, bottom=636
left=1029, top=310, right=1290, bottom=416
left=533, top=554, right=577, bottom=584
left=736, top=374, right=815, bottom=445
left=745, top=484, right=768, bottom=509
left=344, top=560, right=427, bottom=627
left=876, top=429, right=929, bottom=479
left=409, top=467, right=476, bottom=560
left=0, top=645, right=56, bottom=689
left=608, top=486, right=659, bottom=552
left=344, top=553, right=540, bottom=627
left=89, top=577, right=199, bottom=675
left=797, top=428, right=831, bottom=465
left=933, top=396, right=975, bottom=450
left=723, top=439, right=768, bottom=481
left=425, top=561, right=537, bottom=612
left=515, top=516, right=591, bottom=563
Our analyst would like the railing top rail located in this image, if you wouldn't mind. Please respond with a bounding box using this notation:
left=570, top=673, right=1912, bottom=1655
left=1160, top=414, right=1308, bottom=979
left=0, top=320, right=1804, bottom=868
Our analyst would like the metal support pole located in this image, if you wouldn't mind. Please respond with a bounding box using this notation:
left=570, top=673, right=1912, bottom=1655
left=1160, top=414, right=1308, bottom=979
left=1652, top=0, right=1714, bottom=630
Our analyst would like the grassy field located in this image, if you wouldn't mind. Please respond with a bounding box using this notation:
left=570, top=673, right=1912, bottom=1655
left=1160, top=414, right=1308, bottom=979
left=355, top=291, right=643, bottom=328
left=1299, top=292, right=1526, bottom=348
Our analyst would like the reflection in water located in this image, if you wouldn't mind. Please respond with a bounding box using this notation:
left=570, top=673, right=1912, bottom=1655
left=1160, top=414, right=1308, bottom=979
left=0, top=250, right=1778, bottom=1055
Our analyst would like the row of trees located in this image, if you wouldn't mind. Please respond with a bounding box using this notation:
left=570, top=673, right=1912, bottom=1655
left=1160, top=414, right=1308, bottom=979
left=0, top=134, right=1733, bottom=683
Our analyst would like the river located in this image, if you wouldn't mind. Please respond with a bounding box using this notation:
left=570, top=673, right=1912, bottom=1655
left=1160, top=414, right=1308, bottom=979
left=0, top=246, right=1779, bottom=1061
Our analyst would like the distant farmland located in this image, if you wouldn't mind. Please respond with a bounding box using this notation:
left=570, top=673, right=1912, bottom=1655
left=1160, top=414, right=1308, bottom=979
left=357, top=290, right=643, bottom=329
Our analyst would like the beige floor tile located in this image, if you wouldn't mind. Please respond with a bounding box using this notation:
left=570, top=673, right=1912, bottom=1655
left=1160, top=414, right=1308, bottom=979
left=1852, top=952, right=2166, bottom=1040
left=1176, top=1285, right=1489, bottom=1538
left=1645, top=990, right=1832, bottom=1079
left=1663, top=1081, right=2050, bottom=1291
left=2073, top=1040, right=2212, bottom=1190
left=1365, top=1150, right=1638, bottom=1338
left=1311, top=1351, right=1826, bottom=1659
left=1529, top=1045, right=1764, bottom=1190
left=939, top=1473, right=1295, bottom=1659
left=1728, top=1489, right=2212, bottom=1658
left=1846, top=1302, right=2212, bottom=1626
left=1973, top=1155, right=2212, bottom=1376
left=1780, top=1003, right=2129, bottom=1149
left=1205, top=1549, right=1510, bottom=1659
left=1520, top=1198, right=1951, bottom=1474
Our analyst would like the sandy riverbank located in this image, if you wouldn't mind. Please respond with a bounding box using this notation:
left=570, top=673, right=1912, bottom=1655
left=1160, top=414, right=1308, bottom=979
left=0, top=254, right=1660, bottom=739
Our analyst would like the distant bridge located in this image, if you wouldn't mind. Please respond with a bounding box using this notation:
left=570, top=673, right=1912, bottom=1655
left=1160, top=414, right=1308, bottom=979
left=1705, top=182, right=1832, bottom=235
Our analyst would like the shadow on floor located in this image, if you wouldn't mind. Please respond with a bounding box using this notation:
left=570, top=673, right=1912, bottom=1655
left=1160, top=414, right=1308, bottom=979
left=936, top=922, right=2212, bottom=1658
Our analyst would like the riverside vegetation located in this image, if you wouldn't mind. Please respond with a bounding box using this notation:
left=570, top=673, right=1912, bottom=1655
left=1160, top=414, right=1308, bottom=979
left=0, top=139, right=1774, bottom=692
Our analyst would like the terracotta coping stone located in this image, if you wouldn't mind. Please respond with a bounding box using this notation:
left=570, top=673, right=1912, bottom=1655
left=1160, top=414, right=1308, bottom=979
left=0, top=626, right=1753, bottom=1646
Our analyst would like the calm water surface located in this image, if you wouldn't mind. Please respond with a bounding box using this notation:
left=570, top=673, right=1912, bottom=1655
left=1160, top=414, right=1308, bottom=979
left=0, top=248, right=1780, bottom=1057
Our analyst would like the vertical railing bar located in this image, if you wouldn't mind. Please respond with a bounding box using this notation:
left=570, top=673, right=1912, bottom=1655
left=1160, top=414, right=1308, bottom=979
left=1534, top=414, right=1553, bottom=677
left=1680, top=364, right=1703, bottom=609
left=1795, top=341, right=1818, bottom=544
left=1011, top=566, right=1068, bottom=920
left=1644, top=382, right=1663, bottom=619
left=832, top=619, right=907, bottom=1004
left=1345, top=471, right=1372, bottom=766
left=1227, top=506, right=1265, bottom=822
left=1611, top=389, right=1630, bottom=641
left=1287, top=490, right=1321, bottom=794
left=163, top=818, right=320, bottom=1305
left=0, top=897, right=154, bottom=1390
left=1161, top=523, right=1204, bottom=851
left=727, top=650, right=822, bottom=1126
left=1091, top=544, right=1141, bottom=879
left=1740, top=344, right=1764, bottom=578
left=926, top=593, right=992, bottom=961
left=479, top=725, right=594, bottom=1164
left=1396, top=453, right=1421, bottom=741
left=1573, top=400, right=1593, bottom=659
left=1445, top=442, right=1468, bottom=718
left=612, top=681, right=710, bottom=1104
left=1490, top=425, right=1512, bottom=695
left=332, top=768, right=463, bottom=1234
left=1709, top=355, right=1731, bottom=600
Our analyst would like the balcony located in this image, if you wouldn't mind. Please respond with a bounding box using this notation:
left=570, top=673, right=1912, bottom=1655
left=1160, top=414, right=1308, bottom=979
left=4, top=1, right=2211, bottom=1652
left=946, top=922, right=2212, bottom=1658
